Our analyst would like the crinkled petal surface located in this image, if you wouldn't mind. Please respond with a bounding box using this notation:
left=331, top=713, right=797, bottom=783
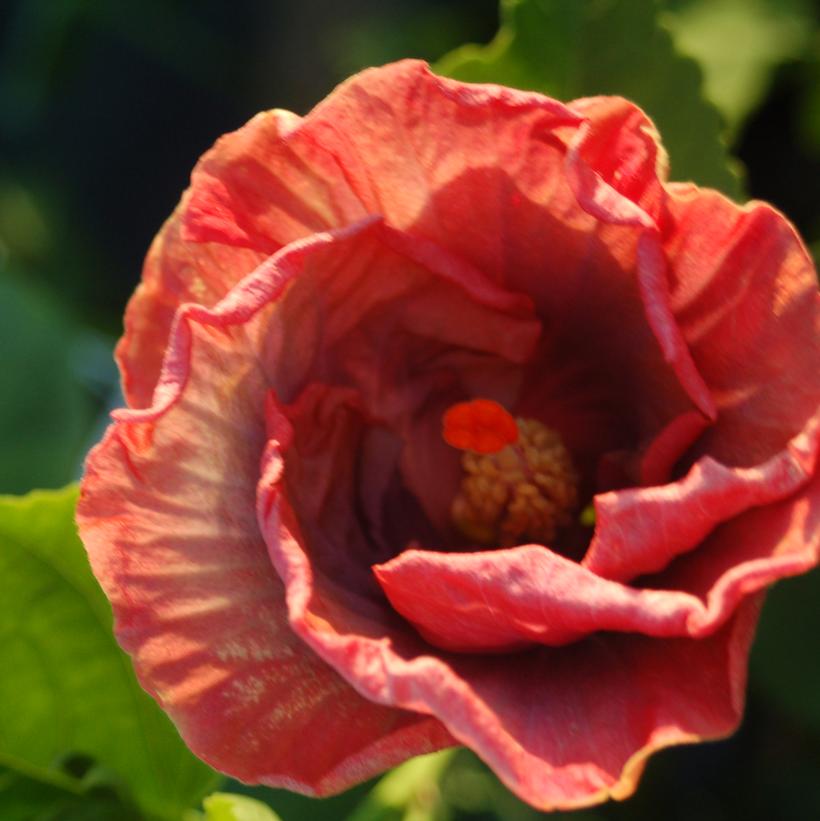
left=79, top=222, right=462, bottom=792
left=79, top=59, right=820, bottom=813
left=584, top=412, right=820, bottom=582
left=259, top=442, right=765, bottom=808
left=299, top=64, right=715, bottom=460
left=117, top=109, right=368, bottom=407
left=664, top=184, right=820, bottom=465
left=260, top=401, right=818, bottom=811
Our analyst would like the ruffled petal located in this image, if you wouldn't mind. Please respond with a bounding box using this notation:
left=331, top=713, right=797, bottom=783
left=374, top=545, right=700, bottom=652
left=583, top=410, right=819, bottom=582
left=665, top=183, right=820, bottom=465
left=645, top=460, right=820, bottom=609
left=118, top=109, right=367, bottom=407
left=87, top=61, right=820, bottom=812
left=182, top=109, right=366, bottom=249
left=302, top=59, right=583, bottom=261
left=434, top=600, right=760, bottom=810
left=374, top=440, right=819, bottom=650
left=563, top=103, right=715, bottom=425
left=567, top=96, right=668, bottom=222
left=79, top=222, right=455, bottom=791
left=117, top=213, right=266, bottom=407
left=260, top=443, right=761, bottom=808
left=259, top=221, right=541, bottom=545
left=300, top=62, right=712, bottom=476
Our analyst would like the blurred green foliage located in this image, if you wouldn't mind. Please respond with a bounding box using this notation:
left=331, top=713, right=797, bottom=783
left=0, top=276, right=92, bottom=493
left=0, top=488, right=220, bottom=819
left=345, top=750, right=456, bottom=821
left=194, top=793, right=282, bottom=821
left=661, top=0, right=815, bottom=136
left=0, top=0, right=818, bottom=819
left=438, top=0, right=742, bottom=196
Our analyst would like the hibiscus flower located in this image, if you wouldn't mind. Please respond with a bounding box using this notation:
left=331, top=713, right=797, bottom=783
left=77, top=61, right=820, bottom=811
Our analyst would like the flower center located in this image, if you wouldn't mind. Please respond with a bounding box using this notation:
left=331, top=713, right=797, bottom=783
left=442, top=399, right=579, bottom=547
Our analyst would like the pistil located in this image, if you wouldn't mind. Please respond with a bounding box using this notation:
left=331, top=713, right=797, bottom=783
left=443, top=400, right=579, bottom=547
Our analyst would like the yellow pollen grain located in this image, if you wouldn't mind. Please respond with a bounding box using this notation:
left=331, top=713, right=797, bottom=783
left=451, top=417, right=579, bottom=547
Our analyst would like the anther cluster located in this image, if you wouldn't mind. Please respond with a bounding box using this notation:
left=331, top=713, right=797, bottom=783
left=451, top=418, right=579, bottom=547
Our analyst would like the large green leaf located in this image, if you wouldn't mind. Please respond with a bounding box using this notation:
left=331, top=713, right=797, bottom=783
left=436, top=0, right=742, bottom=198
left=0, top=487, right=221, bottom=820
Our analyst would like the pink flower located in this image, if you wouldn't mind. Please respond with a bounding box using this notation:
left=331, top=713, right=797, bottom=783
left=77, top=61, right=820, bottom=811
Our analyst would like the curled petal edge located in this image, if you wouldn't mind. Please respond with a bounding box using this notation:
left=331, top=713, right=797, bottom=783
left=258, top=434, right=765, bottom=810
left=564, top=110, right=717, bottom=423
left=112, top=215, right=537, bottom=434
left=373, top=470, right=818, bottom=652
left=584, top=408, right=820, bottom=582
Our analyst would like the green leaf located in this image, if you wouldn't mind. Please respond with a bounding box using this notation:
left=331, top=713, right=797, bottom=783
left=436, top=0, right=743, bottom=198
left=346, top=749, right=456, bottom=821
left=200, top=793, right=282, bottom=821
left=0, top=486, right=221, bottom=820
left=221, top=779, right=373, bottom=821
left=0, top=761, right=141, bottom=821
left=436, top=749, right=607, bottom=821
left=661, top=0, right=814, bottom=137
